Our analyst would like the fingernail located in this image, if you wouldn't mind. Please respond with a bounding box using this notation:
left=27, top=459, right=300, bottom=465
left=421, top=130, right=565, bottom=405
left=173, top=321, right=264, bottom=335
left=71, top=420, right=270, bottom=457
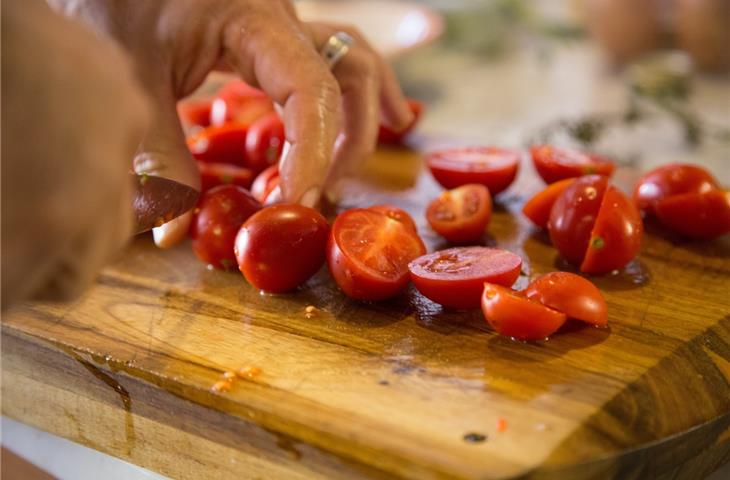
left=299, top=187, right=321, bottom=209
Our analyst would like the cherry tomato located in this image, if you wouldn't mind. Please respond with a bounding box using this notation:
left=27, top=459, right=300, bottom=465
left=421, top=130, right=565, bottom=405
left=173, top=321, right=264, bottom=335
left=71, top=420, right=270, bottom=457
left=251, top=165, right=280, bottom=203
left=177, top=99, right=212, bottom=129
left=427, top=184, right=492, bottom=244
left=481, top=283, right=566, bottom=341
left=633, top=163, right=720, bottom=215
left=522, top=178, right=577, bottom=229
left=327, top=209, right=426, bottom=301
left=655, top=190, right=730, bottom=239
left=210, top=81, right=274, bottom=127
left=245, top=112, right=285, bottom=172
left=531, top=145, right=615, bottom=184
left=523, top=272, right=607, bottom=327
left=187, top=123, right=248, bottom=166
left=191, top=185, right=262, bottom=270
left=378, top=99, right=423, bottom=144
left=368, top=205, right=418, bottom=233
left=409, top=247, right=522, bottom=309
left=198, top=162, right=254, bottom=192
left=426, top=147, right=520, bottom=195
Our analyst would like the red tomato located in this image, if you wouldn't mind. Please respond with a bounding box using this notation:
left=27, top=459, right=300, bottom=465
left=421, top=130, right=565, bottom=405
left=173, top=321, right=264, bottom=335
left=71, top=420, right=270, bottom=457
left=427, top=184, right=492, bottom=244
left=245, top=112, right=285, bottom=172
left=633, top=163, right=720, bottom=215
left=187, top=123, right=248, bottom=166
left=235, top=204, right=329, bottom=293
left=531, top=145, right=615, bottom=184
left=368, top=205, right=418, bottom=233
left=409, top=247, right=522, bottom=309
left=190, top=185, right=262, bottom=270
left=655, top=190, right=730, bottom=239
left=198, top=162, right=254, bottom=192
left=327, top=209, right=426, bottom=301
left=481, top=283, right=567, bottom=341
left=523, top=272, right=607, bottom=327
left=378, top=99, right=423, bottom=144
left=178, top=99, right=212, bottom=129
left=251, top=165, right=280, bottom=203
left=522, top=178, right=577, bottom=229
left=210, top=81, right=274, bottom=127
left=426, top=147, right=520, bottom=195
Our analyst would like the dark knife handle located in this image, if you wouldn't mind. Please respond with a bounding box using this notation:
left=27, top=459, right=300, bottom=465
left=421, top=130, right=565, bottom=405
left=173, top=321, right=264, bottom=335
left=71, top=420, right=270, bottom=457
left=131, top=174, right=199, bottom=234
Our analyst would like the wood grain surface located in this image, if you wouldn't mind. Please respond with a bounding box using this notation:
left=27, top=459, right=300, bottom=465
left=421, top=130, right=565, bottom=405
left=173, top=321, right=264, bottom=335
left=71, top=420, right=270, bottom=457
left=3, top=144, right=730, bottom=480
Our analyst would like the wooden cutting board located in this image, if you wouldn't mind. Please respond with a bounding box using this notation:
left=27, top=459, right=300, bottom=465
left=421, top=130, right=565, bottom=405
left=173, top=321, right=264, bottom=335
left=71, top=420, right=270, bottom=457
left=3, top=145, right=729, bottom=480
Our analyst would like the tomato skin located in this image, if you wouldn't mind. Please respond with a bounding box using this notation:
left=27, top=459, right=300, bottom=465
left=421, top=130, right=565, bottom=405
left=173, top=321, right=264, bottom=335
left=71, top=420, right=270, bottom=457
left=548, top=175, right=609, bottom=265
left=245, top=112, right=285, bottom=173
left=178, top=99, right=212, bottom=129
left=531, top=145, right=615, bottom=184
left=581, top=186, right=643, bottom=274
left=427, top=184, right=492, bottom=244
left=654, top=190, right=730, bottom=239
left=250, top=165, right=280, bottom=203
left=378, top=99, right=423, bottom=144
left=368, top=205, right=418, bottom=233
left=187, top=123, right=248, bottom=166
left=409, top=247, right=522, bottom=309
left=235, top=204, right=329, bottom=293
left=210, top=81, right=273, bottom=127
left=481, top=283, right=567, bottom=341
left=198, top=162, right=254, bottom=192
left=522, top=178, right=577, bottom=229
left=190, top=185, right=262, bottom=270
left=426, top=147, right=520, bottom=195
left=523, top=272, right=607, bottom=327
left=633, top=163, right=720, bottom=215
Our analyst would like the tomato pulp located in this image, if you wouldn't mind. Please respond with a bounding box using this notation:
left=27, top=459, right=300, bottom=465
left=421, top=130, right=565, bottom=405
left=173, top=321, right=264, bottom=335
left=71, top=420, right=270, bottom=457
left=531, top=145, right=614, bottom=184
left=368, top=205, right=418, bottom=233
left=427, top=147, right=520, bottom=195
left=426, top=184, right=492, bottom=244
left=522, top=178, right=577, bottom=229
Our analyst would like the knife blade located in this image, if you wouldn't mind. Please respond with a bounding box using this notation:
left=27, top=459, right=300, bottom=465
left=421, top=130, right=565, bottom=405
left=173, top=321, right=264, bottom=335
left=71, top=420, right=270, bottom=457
left=131, top=174, right=199, bottom=234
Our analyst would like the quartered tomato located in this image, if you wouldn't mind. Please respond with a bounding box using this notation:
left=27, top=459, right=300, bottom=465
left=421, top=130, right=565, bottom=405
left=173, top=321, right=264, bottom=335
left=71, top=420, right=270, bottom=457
left=481, top=283, right=566, bottom=341
left=426, top=184, right=492, bottom=244
left=327, top=209, right=426, bottom=301
left=210, top=80, right=274, bottom=127
left=531, top=145, right=615, bottom=184
left=378, top=99, right=423, bottom=144
left=187, top=123, right=248, bottom=166
left=426, top=147, right=520, bottom=195
left=633, top=163, right=719, bottom=215
left=523, top=272, right=607, bottom=327
left=190, top=185, right=262, bottom=270
left=409, top=247, right=522, bottom=309
left=250, top=165, right=280, bottom=203
left=178, top=99, right=212, bottom=129
left=368, top=205, right=418, bottom=233
left=654, top=190, right=730, bottom=239
left=245, top=112, right=285, bottom=172
left=198, top=162, right=254, bottom=192
left=522, top=178, right=577, bottom=229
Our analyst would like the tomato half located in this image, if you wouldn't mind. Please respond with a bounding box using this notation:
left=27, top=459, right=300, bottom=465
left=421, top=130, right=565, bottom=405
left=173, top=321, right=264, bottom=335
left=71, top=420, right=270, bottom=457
left=187, top=123, right=248, bottom=166
left=426, top=184, right=492, bottom=244
left=327, top=209, right=426, bottom=301
left=481, top=283, right=566, bottom=341
left=190, top=185, right=262, bottom=270
left=178, top=99, right=212, bottom=129
left=378, top=99, right=423, bottom=144
left=409, top=247, right=522, bottom=309
left=531, top=145, right=615, bottom=184
left=245, top=112, right=285, bottom=172
left=250, top=165, right=280, bottom=203
left=235, top=204, right=329, bottom=293
left=523, top=272, right=607, bottom=327
left=198, top=162, right=254, bottom=192
left=368, top=205, right=418, bottom=233
left=655, top=190, right=730, bottom=239
left=522, top=178, right=577, bottom=229
left=210, top=81, right=274, bottom=127
left=427, top=147, right=520, bottom=195
left=633, top=163, right=720, bottom=215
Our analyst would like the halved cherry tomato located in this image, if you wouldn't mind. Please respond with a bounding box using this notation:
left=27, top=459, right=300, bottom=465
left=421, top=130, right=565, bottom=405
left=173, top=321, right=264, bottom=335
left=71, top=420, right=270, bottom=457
left=190, top=185, right=262, bottom=270
left=210, top=81, right=274, bottom=127
left=531, top=145, right=615, bottom=184
left=245, top=112, right=285, bottom=172
left=633, top=163, right=719, bottom=215
left=178, top=99, right=212, bottom=129
left=187, top=123, right=248, bottom=166
left=522, top=178, right=577, bottom=229
left=409, top=247, right=522, bottom=309
left=481, top=283, right=566, bottom=341
left=655, top=190, right=730, bottom=239
left=251, top=165, right=280, bottom=203
left=368, top=205, right=418, bottom=233
left=327, top=209, right=426, bottom=301
left=378, top=99, right=423, bottom=144
left=427, top=147, right=520, bottom=195
left=198, top=162, right=254, bottom=192
left=523, top=272, right=607, bottom=327
left=235, top=204, right=329, bottom=293
left=426, top=184, right=492, bottom=244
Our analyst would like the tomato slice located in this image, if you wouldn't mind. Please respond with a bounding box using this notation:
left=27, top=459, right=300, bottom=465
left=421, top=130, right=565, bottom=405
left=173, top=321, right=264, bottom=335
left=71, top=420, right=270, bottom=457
left=327, top=209, right=426, bottom=301
left=210, top=81, right=273, bottom=127
left=481, top=283, right=566, bottom=341
left=178, top=99, right=212, bottom=129
left=633, top=163, right=720, bottom=215
left=522, top=178, right=577, bottom=229
left=250, top=165, right=280, bottom=203
left=187, top=123, right=248, bottom=166
left=523, top=272, right=607, bottom=327
left=654, top=190, right=730, bottom=239
left=368, top=205, right=418, bottom=233
left=198, top=162, right=254, bottom=192
left=426, top=184, right=492, bottom=244
left=245, top=112, right=285, bottom=173
left=378, top=99, right=423, bottom=144
left=427, top=147, right=520, bottom=195
left=409, top=247, right=522, bottom=309
left=581, top=186, right=643, bottom=274
left=531, top=145, right=615, bottom=184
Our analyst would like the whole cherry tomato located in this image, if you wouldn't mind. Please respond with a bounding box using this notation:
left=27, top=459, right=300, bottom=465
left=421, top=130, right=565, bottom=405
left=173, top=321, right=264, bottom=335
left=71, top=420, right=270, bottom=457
left=426, top=184, right=492, bottom=244
left=409, top=247, right=522, bottom=309
left=187, top=123, right=248, bottom=166
left=522, top=178, right=577, bottom=229
left=368, top=205, right=418, bottom=233
left=177, top=99, right=212, bottom=129
left=250, top=165, right=280, bottom=203
left=523, top=272, right=607, bottom=327
left=531, top=145, right=615, bottom=184
left=481, top=283, right=566, bottom=341
left=426, top=147, right=520, bottom=195
left=198, top=162, right=254, bottom=193
left=633, top=163, right=719, bottom=215
left=235, top=204, right=329, bottom=293
left=327, top=209, right=426, bottom=301
left=190, top=185, right=262, bottom=270
left=210, top=80, right=274, bottom=127
left=245, top=112, right=285, bottom=173
left=655, top=190, right=730, bottom=239
left=378, top=99, right=423, bottom=144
